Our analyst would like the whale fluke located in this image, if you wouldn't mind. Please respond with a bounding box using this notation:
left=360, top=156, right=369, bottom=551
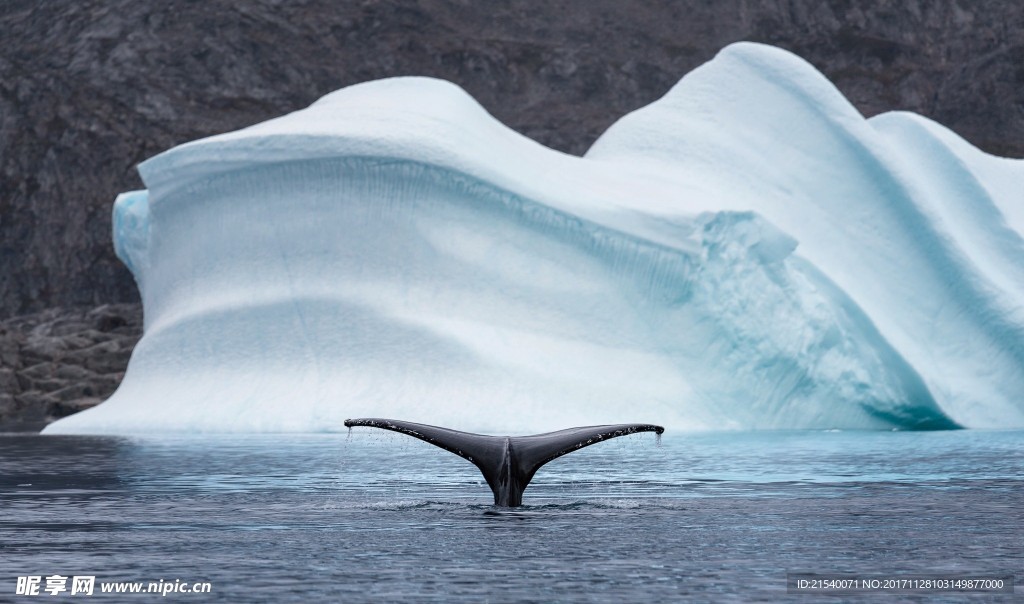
left=344, top=418, right=664, bottom=507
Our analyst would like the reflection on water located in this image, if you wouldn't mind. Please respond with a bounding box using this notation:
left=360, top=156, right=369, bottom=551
left=1, top=430, right=1021, bottom=601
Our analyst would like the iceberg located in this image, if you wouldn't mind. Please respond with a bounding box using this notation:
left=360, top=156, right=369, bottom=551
left=45, top=42, right=1024, bottom=434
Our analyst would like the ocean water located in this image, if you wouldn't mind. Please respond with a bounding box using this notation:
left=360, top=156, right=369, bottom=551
left=1, top=430, right=1021, bottom=602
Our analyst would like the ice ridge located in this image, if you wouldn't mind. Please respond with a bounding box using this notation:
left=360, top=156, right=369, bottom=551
left=45, top=42, right=1023, bottom=434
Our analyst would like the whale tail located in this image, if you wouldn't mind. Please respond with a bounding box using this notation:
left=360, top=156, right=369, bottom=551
left=343, top=418, right=664, bottom=506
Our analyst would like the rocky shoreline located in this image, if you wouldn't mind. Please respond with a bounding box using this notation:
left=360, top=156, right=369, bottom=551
left=0, top=304, right=141, bottom=432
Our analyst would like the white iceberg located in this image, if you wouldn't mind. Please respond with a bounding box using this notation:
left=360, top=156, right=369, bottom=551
left=45, top=43, right=1024, bottom=434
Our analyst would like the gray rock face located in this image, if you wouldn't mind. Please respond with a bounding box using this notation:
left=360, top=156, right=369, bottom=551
left=1, top=1, right=1022, bottom=317
left=0, top=304, right=141, bottom=431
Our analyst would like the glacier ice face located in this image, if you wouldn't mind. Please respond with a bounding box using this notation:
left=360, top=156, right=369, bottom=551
left=45, top=42, right=1023, bottom=434
left=112, top=190, right=150, bottom=280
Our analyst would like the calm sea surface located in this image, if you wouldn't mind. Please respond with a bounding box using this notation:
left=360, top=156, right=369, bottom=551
left=1, top=430, right=1021, bottom=602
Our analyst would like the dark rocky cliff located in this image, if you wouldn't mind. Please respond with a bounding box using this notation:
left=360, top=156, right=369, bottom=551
left=1, top=1, right=1022, bottom=428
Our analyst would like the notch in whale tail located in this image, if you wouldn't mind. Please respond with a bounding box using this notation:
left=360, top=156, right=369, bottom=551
left=344, top=418, right=665, bottom=507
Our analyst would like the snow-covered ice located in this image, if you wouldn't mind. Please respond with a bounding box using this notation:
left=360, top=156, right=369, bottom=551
left=45, top=43, right=1024, bottom=434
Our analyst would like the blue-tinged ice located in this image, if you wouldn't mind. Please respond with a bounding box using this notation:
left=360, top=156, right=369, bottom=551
left=112, top=190, right=150, bottom=279
left=45, top=42, right=1024, bottom=434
